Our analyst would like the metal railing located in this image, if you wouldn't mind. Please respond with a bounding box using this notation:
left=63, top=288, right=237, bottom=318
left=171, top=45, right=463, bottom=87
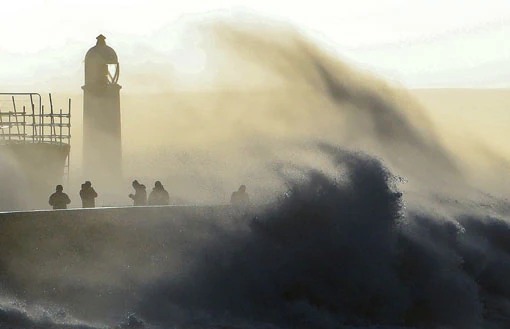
left=0, top=93, right=71, bottom=180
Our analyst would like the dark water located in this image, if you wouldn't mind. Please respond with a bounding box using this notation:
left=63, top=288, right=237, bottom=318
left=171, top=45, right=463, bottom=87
left=0, top=147, right=509, bottom=329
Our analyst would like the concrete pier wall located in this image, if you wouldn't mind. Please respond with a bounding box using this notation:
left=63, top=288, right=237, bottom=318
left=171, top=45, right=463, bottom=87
left=0, top=205, right=249, bottom=319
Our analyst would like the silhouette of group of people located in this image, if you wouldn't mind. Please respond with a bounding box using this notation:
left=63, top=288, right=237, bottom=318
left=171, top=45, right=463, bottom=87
left=128, top=180, right=170, bottom=206
left=49, top=181, right=97, bottom=210
left=48, top=181, right=249, bottom=210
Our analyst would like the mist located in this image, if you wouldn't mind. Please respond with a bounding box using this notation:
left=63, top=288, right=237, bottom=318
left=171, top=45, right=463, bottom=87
left=0, top=18, right=509, bottom=329
left=63, top=21, right=476, bottom=206
left=2, top=20, right=501, bottom=208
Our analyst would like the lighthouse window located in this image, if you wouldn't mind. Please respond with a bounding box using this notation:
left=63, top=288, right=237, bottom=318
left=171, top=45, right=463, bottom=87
left=107, top=64, right=117, bottom=83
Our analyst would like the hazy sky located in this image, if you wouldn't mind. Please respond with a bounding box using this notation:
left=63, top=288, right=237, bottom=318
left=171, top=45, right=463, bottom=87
left=1, top=0, right=510, bottom=90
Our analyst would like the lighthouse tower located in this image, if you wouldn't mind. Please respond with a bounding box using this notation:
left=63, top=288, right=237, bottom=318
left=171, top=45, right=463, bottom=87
left=82, top=35, right=122, bottom=186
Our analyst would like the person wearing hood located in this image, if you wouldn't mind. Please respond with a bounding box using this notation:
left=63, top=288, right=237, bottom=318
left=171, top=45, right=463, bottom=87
left=79, top=181, right=98, bottom=208
left=148, top=181, right=170, bottom=206
left=129, top=180, right=147, bottom=206
left=230, top=184, right=250, bottom=207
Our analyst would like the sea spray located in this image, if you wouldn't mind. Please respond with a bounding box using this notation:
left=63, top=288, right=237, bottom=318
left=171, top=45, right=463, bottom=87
left=0, top=20, right=509, bottom=329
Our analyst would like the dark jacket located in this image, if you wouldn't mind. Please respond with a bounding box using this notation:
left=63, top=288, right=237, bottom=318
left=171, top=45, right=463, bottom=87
left=80, top=186, right=98, bottom=208
left=49, top=191, right=71, bottom=210
left=130, top=185, right=147, bottom=206
left=230, top=191, right=250, bottom=207
left=148, top=186, right=170, bottom=205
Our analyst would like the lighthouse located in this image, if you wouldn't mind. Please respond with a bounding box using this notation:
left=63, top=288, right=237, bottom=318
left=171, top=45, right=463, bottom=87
left=82, top=35, right=122, bottom=186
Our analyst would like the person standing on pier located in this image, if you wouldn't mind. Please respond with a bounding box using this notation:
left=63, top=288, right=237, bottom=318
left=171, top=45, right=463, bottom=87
left=230, top=185, right=250, bottom=207
left=129, top=180, right=147, bottom=206
left=80, top=181, right=98, bottom=208
left=148, top=181, right=170, bottom=206
left=49, top=185, right=71, bottom=210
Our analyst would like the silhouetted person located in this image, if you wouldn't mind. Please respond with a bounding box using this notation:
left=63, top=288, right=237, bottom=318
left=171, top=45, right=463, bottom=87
left=129, top=180, right=147, bottom=206
left=80, top=181, right=98, bottom=208
left=49, top=185, right=71, bottom=210
left=148, top=181, right=170, bottom=206
left=231, top=185, right=250, bottom=207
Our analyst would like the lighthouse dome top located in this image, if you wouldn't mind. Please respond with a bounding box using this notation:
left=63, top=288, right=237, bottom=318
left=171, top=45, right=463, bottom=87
left=84, top=34, right=120, bottom=86
left=85, top=34, right=118, bottom=64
